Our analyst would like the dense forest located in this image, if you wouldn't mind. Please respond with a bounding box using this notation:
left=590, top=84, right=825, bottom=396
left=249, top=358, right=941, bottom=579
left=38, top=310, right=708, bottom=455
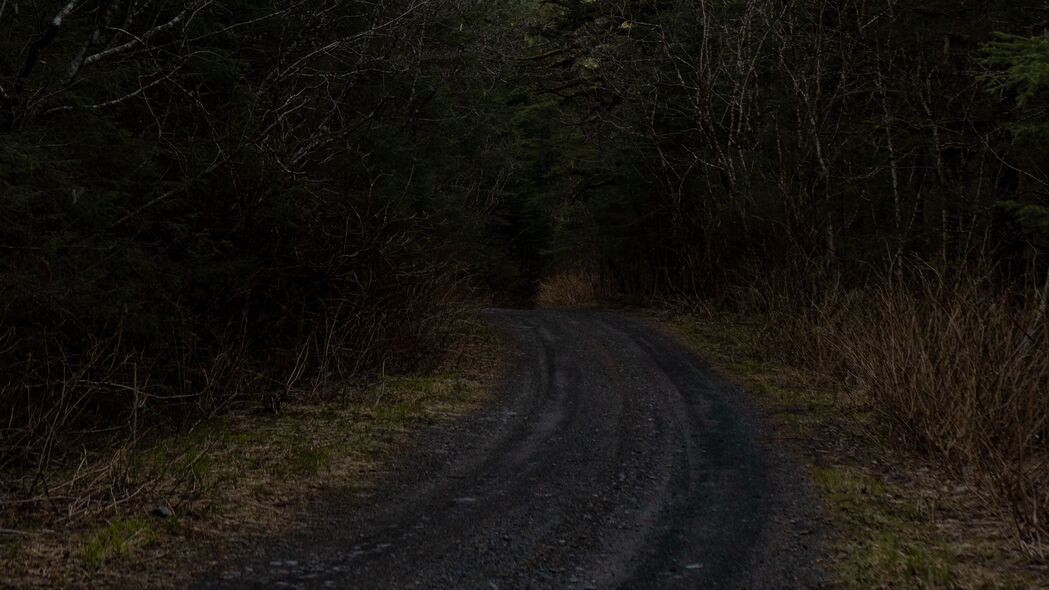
left=1, top=0, right=1047, bottom=561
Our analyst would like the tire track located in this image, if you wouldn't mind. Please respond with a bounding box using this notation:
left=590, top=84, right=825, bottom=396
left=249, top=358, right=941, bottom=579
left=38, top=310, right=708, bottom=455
left=195, top=310, right=826, bottom=589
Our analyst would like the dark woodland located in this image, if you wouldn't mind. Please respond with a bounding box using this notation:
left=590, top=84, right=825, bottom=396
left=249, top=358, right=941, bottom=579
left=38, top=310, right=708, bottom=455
left=1, top=0, right=1048, bottom=585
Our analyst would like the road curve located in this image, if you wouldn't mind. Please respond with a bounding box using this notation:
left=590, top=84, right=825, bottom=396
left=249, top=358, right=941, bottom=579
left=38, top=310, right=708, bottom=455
left=197, top=310, right=826, bottom=589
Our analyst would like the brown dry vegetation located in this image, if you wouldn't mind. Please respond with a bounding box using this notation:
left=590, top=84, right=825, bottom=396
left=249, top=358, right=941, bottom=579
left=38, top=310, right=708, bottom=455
left=0, top=317, right=503, bottom=589
left=667, top=307, right=1049, bottom=588
left=0, top=261, right=469, bottom=541
left=535, top=267, right=602, bottom=308
left=720, top=261, right=1049, bottom=552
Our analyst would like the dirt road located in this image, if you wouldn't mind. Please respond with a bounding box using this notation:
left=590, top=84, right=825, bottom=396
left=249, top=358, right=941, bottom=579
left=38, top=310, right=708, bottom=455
left=197, top=310, right=825, bottom=589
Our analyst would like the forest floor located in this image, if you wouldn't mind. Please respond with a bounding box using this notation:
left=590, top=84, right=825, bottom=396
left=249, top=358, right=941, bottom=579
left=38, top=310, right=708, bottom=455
left=0, top=318, right=504, bottom=589
left=662, top=307, right=1049, bottom=589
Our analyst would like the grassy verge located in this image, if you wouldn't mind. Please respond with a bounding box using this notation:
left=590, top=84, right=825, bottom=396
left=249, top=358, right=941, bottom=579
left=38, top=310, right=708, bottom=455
left=665, top=310, right=1047, bottom=589
left=0, top=317, right=504, bottom=589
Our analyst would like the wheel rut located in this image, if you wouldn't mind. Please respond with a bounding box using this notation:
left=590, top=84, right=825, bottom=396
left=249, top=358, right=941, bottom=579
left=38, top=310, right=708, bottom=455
left=195, top=310, right=826, bottom=589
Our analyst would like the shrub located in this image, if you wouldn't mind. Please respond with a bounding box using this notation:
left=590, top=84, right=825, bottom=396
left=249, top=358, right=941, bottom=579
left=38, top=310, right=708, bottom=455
left=722, top=261, right=1049, bottom=548
left=536, top=267, right=602, bottom=308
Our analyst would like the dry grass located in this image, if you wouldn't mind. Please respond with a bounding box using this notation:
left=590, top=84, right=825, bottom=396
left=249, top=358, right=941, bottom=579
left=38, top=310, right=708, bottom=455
left=829, top=272, right=1049, bottom=552
left=0, top=317, right=504, bottom=589
left=0, top=260, right=470, bottom=553
left=536, top=268, right=602, bottom=308
left=668, top=311, right=1049, bottom=588
left=716, top=260, right=1049, bottom=554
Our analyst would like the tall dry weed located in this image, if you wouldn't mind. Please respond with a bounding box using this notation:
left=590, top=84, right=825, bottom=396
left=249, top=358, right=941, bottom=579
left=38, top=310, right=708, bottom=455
left=726, top=261, right=1049, bottom=548
left=829, top=268, right=1048, bottom=547
left=536, top=268, right=602, bottom=308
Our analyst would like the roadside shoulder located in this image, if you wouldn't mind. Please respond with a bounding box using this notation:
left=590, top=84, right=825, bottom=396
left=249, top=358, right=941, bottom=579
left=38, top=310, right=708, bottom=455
left=0, top=317, right=506, bottom=589
left=652, top=309, right=1047, bottom=589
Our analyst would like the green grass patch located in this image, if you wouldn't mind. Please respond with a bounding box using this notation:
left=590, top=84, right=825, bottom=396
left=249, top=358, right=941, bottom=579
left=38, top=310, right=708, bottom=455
left=390, top=375, right=444, bottom=393
left=81, top=516, right=157, bottom=567
left=290, top=446, right=334, bottom=475
left=373, top=399, right=425, bottom=422
left=812, top=464, right=990, bottom=588
left=842, top=532, right=954, bottom=589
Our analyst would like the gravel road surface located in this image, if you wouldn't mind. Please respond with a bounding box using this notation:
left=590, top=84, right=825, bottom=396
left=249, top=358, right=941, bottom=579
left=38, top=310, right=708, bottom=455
left=196, top=310, right=826, bottom=589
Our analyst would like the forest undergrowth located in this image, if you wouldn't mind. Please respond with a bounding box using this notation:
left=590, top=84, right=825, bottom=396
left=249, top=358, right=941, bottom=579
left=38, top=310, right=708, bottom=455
left=730, top=262, right=1048, bottom=554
